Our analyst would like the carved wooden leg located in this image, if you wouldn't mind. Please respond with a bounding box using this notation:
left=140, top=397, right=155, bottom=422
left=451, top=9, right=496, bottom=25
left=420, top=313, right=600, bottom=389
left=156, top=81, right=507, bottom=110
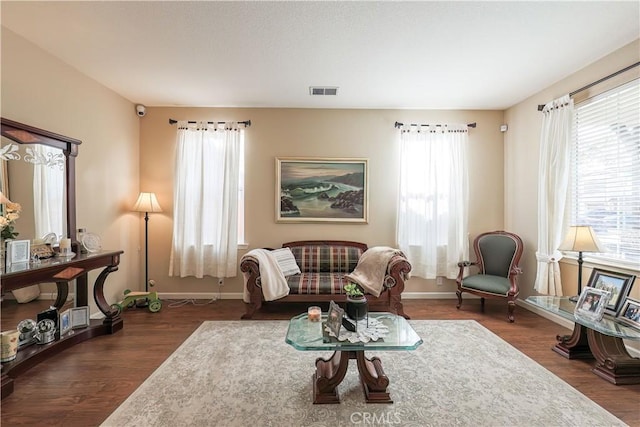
left=507, top=301, right=516, bottom=323
left=355, top=351, right=392, bottom=403
left=93, top=265, right=123, bottom=333
left=241, top=287, right=263, bottom=320
left=313, top=351, right=350, bottom=404
left=587, top=329, right=640, bottom=385
left=53, top=282, right=69, bottom=310
left=391, top=295, right=410, bottom=319
left=456, top=290, right=463, bottom=309
left=480, top=297, right=485, bottom=311
left=553, top=323, right=594, bottom=359
left=241, top=303, right=257, bottom=320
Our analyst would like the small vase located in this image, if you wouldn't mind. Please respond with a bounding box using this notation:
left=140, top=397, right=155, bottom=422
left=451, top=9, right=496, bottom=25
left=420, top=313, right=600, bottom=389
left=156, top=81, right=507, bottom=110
left=345, top=295, right=368, bottom=321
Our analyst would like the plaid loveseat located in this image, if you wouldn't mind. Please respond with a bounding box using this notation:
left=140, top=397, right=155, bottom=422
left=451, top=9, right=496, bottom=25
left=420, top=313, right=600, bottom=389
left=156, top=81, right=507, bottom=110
left=240, top=240, right=411, bottom=319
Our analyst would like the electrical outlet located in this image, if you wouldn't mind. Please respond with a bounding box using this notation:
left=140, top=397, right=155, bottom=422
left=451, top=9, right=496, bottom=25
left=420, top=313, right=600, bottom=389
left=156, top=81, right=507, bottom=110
left=436, top=276, right=443, bottom=286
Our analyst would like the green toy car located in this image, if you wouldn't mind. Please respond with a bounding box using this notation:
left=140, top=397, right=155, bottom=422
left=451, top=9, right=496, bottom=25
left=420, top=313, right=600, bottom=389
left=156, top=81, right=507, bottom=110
left=110, top=289, right=162, bottom=314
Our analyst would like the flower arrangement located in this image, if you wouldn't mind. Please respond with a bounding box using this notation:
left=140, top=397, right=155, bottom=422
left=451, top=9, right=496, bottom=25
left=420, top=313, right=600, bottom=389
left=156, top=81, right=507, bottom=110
left=0, top=201, right=21, bottom=240
left=344, top=283, right=364, bottom=298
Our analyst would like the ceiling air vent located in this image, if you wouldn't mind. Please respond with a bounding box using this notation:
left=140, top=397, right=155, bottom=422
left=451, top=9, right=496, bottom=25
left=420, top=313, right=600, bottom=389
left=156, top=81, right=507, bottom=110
left=309, top=86, right=339, bottom=96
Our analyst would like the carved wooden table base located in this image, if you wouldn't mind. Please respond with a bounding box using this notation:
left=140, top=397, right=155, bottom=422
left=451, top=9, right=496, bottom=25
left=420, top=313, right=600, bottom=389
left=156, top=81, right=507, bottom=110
left=587, top=328, right=640, bottom=385
left=553, top=323, right=594, bottom=359
left=554, top=323, right=640, bottom=385
left=313, top=350, right=391, bottom=404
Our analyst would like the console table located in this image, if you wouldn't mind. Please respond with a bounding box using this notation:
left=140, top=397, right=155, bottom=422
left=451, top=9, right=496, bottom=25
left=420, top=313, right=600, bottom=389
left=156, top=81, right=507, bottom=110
left=527, top=295, right=640, bottom=385
left=1, top=250, right=124, bottom=398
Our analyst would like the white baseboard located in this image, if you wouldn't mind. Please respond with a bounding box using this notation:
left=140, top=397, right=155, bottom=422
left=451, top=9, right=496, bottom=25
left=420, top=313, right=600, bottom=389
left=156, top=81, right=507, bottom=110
left=158, top=292, right=244, bottom=300
left=1, top=292, right=74, bottom=302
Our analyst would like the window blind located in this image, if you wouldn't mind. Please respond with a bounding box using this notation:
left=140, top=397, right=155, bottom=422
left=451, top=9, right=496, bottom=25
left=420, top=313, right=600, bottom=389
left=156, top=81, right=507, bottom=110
left=570, top=78, right=640, bottom=266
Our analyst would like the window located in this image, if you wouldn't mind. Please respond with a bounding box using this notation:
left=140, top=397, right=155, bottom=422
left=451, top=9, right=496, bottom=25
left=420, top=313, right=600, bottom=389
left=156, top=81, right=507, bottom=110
left=396, top=124, right=469, bottom=279
left=569, top=79, right=640, bottom=266
left=169, top=121, right=244, bottom=278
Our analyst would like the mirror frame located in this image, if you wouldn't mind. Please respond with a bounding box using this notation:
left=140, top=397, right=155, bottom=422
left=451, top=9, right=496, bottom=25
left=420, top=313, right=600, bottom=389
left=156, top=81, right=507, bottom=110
left=1, top=117, right=82, bottom=246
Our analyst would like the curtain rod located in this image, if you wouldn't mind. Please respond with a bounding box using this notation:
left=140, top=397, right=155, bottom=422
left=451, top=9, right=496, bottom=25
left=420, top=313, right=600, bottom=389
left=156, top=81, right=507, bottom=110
left=169, top=118, right=251, bottom=127
left=537, top=61, right=640, bottom=111
left=394, top=121, right=476, bottom=129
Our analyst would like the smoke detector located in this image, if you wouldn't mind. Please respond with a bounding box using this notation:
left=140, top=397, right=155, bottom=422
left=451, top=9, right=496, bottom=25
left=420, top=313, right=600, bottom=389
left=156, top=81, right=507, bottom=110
left=309, top=86, right=339, bottom=96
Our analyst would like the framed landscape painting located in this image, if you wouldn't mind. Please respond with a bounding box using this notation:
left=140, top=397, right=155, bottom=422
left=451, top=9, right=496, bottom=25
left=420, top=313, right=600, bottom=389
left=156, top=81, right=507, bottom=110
left=276, top=157, right=368, bottom=223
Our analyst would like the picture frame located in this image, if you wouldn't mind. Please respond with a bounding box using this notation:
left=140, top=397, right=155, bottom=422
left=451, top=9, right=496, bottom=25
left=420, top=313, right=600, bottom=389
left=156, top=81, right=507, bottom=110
left=585, top=268, right=635, bottom=316
left=325, top=300, right=344, bottom=337
left=616, top=297, right=640, bottom=330
left=59, top=309, right=72, bottom=336
left=276, top=157, right=368, bottom=223
left=6, top=239, right=30, bottom=264
left=574, top=287, right=611, bottom=322
left=70, top=306, right=90, bottom=329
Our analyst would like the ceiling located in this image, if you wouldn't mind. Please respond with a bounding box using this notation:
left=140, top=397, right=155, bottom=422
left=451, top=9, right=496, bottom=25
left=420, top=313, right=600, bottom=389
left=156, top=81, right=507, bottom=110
left=2, top=1, right=639, bottom=110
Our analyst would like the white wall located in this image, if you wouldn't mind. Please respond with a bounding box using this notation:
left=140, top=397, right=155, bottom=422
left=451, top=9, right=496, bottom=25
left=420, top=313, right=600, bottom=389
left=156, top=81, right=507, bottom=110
left=139, top=107, right=505, bottom=297
left=1, top=28, right=141, bottom=313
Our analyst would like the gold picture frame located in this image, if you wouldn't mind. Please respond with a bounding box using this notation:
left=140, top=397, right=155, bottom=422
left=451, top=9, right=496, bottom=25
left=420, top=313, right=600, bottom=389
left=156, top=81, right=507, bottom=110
left=276, top=157, right=368, bottom=223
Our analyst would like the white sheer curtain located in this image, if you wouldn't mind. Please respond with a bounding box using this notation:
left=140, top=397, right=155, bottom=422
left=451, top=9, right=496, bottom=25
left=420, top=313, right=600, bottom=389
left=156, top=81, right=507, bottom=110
left=33, top=145, right=64, bottom=239
left=535, top=95, right=573, bottom=295
left=397, top=124, right=469, bottom=279
left=169, top=121, right=241, bottom=278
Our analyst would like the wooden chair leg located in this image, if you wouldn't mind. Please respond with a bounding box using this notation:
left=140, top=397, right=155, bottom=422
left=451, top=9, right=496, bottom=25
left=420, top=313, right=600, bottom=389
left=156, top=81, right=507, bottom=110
left=507, top=301, right=515, bottom=323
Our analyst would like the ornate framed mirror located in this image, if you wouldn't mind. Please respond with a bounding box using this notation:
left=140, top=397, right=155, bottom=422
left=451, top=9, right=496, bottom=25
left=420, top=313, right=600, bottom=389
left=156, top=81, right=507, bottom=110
left=0, top=117, right=81, bottom=247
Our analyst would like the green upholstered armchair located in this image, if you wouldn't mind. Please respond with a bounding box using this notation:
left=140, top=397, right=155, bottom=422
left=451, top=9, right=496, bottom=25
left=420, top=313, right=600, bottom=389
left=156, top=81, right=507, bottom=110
left=456, top=230, right=524, bottom=322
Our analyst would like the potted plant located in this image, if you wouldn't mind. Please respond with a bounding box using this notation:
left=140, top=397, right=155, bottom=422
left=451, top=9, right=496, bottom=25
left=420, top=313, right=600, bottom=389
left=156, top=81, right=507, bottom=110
left=344, top=283, right=368, bottom=321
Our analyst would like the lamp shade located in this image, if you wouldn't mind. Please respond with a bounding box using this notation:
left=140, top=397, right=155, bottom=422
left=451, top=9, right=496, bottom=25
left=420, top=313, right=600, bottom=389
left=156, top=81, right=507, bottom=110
left=559, top=225, right=603, bottom=253
left=132, top=192, right=163, bottom=213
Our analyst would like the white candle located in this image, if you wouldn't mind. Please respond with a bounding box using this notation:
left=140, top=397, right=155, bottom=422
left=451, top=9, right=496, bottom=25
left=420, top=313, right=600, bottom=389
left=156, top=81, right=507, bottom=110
left=59, top=238, right=71, bottom=249
left=308, top=306, right=321, bottom=322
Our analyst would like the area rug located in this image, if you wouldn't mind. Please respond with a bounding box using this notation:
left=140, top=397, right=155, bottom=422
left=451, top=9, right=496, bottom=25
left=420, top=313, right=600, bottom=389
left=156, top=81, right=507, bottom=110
left=101, top=320, right=625, bottom=427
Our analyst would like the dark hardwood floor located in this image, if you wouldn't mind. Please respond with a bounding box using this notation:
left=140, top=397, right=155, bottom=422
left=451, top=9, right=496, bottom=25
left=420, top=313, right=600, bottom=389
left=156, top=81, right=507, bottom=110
left=1, top=298, right=639, bottom=426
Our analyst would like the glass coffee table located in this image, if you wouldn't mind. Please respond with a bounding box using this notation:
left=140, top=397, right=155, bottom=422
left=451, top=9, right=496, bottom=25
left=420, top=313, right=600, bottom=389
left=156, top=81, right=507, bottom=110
left=285, top=312, right=422, bottom=404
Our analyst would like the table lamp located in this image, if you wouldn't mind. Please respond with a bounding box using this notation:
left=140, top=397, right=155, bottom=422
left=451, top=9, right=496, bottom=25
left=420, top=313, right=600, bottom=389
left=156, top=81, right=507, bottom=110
left=559, top=225, right=603, bottom=302
left=133, top=192, right=163, bottom=294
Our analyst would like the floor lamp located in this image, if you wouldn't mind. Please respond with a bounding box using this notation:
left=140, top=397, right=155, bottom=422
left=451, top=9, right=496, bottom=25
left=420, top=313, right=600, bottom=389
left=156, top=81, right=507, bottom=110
left=133, top=192, right=163, bottom=298
left=559, top=225, right=603, bottom=302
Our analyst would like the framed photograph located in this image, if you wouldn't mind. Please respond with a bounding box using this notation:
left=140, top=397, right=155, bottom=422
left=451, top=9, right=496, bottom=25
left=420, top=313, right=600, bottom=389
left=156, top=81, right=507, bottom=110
left=574, top=287, right=611, bottom=322
left=276, top=157, right=368, bottom=223
left=59, top=309, right=72, bottom=336
left=325, top=300, right=344, bottom=337
left=585, top=268, right=635, bottom=316
left=70, top=306, right=90, bottom=329
left=617, top=297, right=640, bottom=330
left=6, top=239, right=30, bottom=264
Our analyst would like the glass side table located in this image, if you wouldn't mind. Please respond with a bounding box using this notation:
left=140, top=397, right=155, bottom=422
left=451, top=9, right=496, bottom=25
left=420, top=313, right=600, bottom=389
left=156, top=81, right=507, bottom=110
left=285, top=312, right=422, bottom=404
left=527, top=296, right=640, bottom=385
